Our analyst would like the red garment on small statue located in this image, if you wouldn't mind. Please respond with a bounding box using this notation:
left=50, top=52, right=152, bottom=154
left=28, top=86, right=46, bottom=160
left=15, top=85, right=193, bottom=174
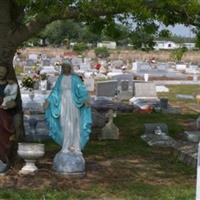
left=0, top=97, right=14, bottom=160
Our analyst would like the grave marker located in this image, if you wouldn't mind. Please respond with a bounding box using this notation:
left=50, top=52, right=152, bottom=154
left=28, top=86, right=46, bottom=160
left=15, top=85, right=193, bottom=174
left=96, top=80, right=118, bottom=97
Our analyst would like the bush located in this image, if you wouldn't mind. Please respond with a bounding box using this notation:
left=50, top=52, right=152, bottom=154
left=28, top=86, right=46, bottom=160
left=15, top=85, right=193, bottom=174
left=171, top=47, right=188, bottom=62
left=94, top=47, right=110, bottom=58
left=73, top=42, right=88, bottom=54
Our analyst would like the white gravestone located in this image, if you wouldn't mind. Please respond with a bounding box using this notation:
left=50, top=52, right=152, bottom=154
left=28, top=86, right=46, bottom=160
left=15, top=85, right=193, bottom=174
left=84, top=78, right=94, bottom=92
left=144, top=73, right=149, bottom=82
left=134, top=82, right=157, bottom=98
left=130, top=82, right=158, bottom=104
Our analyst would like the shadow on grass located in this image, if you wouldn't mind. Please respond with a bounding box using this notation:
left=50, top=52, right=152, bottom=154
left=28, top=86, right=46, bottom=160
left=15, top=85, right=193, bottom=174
left=0, top=112, right=196, bottom=199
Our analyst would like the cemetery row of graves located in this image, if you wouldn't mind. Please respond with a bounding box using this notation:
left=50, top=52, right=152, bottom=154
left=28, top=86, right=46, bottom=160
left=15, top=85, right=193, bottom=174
left=3, top=48, right=200, bottom=199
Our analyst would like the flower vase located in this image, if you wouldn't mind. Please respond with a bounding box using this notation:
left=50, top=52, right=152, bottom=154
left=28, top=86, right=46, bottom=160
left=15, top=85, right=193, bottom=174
left=18, top=143, right=45, bottom=175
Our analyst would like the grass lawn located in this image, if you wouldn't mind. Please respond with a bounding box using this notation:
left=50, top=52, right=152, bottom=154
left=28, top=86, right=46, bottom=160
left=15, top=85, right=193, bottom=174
left=158, top=84, right=200, bottom=104
left=0, top=85, right=198, bottom=200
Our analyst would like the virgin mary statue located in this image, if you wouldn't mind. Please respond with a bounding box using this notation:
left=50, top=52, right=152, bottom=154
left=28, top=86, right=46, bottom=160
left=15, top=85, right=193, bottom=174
left=44, top=62, right=92, bottom=157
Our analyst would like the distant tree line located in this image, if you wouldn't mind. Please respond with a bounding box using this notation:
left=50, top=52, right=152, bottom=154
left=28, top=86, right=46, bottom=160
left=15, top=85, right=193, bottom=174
left=25, top=20, right=197, bottom=51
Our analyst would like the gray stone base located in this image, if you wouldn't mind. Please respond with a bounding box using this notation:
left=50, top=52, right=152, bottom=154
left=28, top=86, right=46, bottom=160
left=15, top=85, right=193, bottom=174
left=141, top=134, right=177, bottom=148
left=53, top=151, right=85, bottom=175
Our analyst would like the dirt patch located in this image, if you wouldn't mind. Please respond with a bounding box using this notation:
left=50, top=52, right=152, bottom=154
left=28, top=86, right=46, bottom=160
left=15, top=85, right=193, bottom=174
left=0, top=149, right=195, bottom=191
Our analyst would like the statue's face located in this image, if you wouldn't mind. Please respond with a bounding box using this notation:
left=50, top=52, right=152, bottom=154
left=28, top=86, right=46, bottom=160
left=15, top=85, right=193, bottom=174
left=62, top=65, right=72, bottom=75
left=0, top=66, right=7, bottom=80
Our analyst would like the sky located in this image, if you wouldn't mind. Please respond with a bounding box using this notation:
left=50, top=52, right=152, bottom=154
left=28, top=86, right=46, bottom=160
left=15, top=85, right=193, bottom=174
left=162, top=24, right=195, bottom=38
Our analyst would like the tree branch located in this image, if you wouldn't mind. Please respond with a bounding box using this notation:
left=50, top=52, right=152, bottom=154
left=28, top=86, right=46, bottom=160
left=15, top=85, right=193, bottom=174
left=11, top=7, right=82, bottom=46
left=11, top=1, right=134, bottom=46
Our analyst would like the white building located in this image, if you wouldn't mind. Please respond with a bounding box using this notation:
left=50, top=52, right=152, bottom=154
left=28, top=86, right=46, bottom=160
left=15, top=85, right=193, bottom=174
left=154, top=40, right=179, bottom=50
left=97, top=41, right=117, bottom=49
left=154, top=40, right=196, bottom=50
left=181, top=43, right=196, bottom=50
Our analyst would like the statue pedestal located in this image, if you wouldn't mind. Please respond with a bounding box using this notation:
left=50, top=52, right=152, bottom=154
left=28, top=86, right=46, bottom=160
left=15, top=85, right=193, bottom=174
left=53, top=151, right=85, bottom=176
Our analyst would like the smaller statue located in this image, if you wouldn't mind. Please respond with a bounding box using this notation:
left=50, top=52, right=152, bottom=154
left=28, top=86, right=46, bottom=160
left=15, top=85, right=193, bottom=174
left=1, top=79, right=17, bottom=109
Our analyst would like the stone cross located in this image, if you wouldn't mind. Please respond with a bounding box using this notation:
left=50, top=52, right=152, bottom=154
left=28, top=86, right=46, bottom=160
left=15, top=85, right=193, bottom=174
left=99, top=109, right=119, bottom=140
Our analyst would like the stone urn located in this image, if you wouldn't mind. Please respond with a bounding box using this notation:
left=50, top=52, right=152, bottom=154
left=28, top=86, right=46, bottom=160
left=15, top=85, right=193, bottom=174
left=17, top=143, right=45, bottom=175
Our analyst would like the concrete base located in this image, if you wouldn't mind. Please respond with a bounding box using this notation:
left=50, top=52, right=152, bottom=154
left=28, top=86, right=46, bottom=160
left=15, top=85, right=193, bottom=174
left=53, top=151, right=85, bottom=176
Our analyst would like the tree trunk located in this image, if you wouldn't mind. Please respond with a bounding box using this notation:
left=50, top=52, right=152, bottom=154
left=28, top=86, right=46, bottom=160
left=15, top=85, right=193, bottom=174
left=0, top=44, right=25, bottom=164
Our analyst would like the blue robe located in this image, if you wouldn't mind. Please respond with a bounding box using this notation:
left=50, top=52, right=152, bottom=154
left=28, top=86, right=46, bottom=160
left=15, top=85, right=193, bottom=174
left=45, top=74, right=92, bottom=150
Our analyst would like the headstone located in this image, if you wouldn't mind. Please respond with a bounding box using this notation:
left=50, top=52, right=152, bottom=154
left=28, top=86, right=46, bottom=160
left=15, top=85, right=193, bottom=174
left=21, top=91, right=50, bottom=112
left=42, top=59, right=50, bottom=66
left=84, top=78, right=94, bottom=92
left=176, top=94, right=195, bottom=100
left=134, top=82, right=157, bottom=98
left=24, top=114, right=49, bottom=142
left=80, top=62, right=91, bottom=71
left=112, top=74, right=133, bottom=100
left=193, top=74, right=198, bottom=81
left=176, top=63, right=187, bottom=71
left=157, top=63, right=170, bottom=70
left=141, top=123, right=177, bottom=147
left=96, top=80, right=118, bottom=97
left=121, top=80, right=129, bottom=91
left=112, top=73, right=133, bottom=87
left=144, top=73, right=149, bottom=82
left=137, top=62, right=151, bottom=71
left=22, top=91, right=50, bottom=141
left=144, top=123, right=168, bottom=135
left=99, top=110, right=119, bottom=140
left=111, top=60, right=124, bottom=68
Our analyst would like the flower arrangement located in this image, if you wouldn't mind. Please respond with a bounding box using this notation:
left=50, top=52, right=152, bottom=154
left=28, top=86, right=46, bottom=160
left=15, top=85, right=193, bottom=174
left=21, top=76, right=35, bottom=90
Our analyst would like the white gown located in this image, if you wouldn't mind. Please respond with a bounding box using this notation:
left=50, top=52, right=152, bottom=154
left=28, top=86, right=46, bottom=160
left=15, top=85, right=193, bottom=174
left=60, top=75, right=81, bottom=154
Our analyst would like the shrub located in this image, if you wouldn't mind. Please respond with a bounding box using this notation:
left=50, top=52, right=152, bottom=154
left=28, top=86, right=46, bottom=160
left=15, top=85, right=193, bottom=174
left=94, top=47, right=110, bottom=58
left=73, top=42, right=88, bottom=54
